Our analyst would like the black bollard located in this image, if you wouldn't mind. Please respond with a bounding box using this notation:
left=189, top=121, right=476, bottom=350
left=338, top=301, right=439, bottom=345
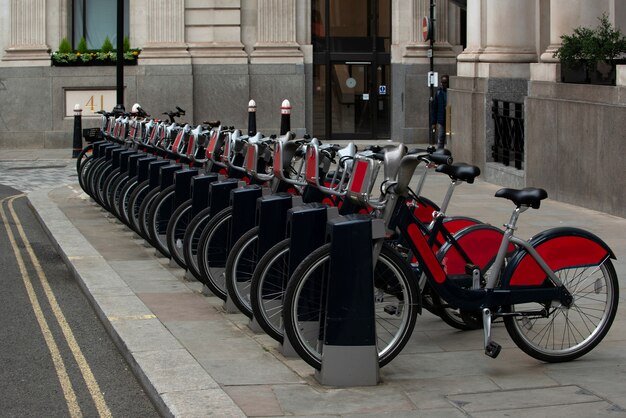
left=72, top=104, right=83, bottom=158
left=279, top=99, right=291, bottom=135
left=248, top=99, right=257, bottom=136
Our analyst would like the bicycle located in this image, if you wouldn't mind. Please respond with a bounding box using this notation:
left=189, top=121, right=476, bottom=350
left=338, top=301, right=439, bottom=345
left=282, top=146, right=619, bottom=369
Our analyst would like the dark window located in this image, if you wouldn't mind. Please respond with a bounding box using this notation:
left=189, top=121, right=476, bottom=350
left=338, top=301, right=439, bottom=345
left=73, top=0, right=129, bottom=49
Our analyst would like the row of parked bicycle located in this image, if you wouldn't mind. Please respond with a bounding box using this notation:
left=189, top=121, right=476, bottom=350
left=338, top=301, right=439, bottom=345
left=75, top=103, right=619, bottom=372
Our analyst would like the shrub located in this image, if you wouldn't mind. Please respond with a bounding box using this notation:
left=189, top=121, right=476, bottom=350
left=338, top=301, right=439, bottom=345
left=58, top=37, right=72, bottom=54
left=101, top=36, right=114, bottom=53
left=77, top=37, right=88, bottom=54
left=123, top=36, right=131, bottom=52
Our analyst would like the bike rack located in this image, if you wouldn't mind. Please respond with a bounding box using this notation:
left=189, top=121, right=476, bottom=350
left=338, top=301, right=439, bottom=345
left=279, top=202, right=339, bottom=357
left=119, top=150, right=138, bottom=175
left=208, top=179, right=241, bottom=217
left=224, top=185, right=265, bottom=312
left=173, top=168, right=199, bottom=207
left=190, top=173, right=219, bottom=217
left=147, top=160, right=171, bottom=190
left=127, top=154, right=149, bottom=180
left=198, top=179, right=242, bottom=294
left=136, top=157, right=158, bottom=183
left=247, top=192, right=303, bottom=332
left=315, top=214, right=380, bottom=386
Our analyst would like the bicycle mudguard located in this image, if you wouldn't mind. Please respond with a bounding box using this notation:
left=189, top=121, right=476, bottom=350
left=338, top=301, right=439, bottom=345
left=503, top=227, right=616, bottom=287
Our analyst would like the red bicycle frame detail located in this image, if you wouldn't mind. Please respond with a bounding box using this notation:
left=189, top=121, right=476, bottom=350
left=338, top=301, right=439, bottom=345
left=406, top=223, right=446, bottom=284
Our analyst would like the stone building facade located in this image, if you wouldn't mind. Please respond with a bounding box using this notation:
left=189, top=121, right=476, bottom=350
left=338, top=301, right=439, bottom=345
left=0, top=0, right=463, bottom=146
left=0, top=0, right=624, bottom=216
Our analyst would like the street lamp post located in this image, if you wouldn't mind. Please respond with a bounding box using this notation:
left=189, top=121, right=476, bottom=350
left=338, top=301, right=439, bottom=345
left=116, top=0, right=124, bottom=111
left=428, top=0, right=436, bottom=145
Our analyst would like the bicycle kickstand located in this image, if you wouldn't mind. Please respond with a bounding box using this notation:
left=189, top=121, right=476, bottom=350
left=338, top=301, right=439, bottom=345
left=482, top=308, right=502, bottom=358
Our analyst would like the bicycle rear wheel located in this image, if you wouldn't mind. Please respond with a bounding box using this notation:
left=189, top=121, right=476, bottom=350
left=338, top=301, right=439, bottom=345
left=283, top=243, right=419, bottom=370
left=504, top=259, right=618, bottom=362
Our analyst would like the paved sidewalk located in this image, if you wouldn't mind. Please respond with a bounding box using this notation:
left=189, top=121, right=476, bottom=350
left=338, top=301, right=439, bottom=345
left=3, top=149, right=626, bottom=417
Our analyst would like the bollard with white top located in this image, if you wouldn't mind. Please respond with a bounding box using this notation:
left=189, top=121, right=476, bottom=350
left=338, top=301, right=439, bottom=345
left=72, top=104, right=83, bottom=158
left=248, top=99, right=257, bottom=136
left=280, top=99, right=291, bottom=135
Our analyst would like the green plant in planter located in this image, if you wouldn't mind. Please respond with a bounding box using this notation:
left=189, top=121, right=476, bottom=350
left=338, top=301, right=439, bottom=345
left=123, top=36, right=131, bottom=52
left=101, top=36, right=114, bottom=54
left=58, top=37, right=72, bottom=54
left=554, top=13, right=626, bottom=84
left=77, top=37, right=88, bottom=54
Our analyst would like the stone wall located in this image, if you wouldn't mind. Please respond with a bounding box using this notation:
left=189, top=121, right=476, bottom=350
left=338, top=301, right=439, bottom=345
left=0, top=63, right=305, bottom=149
left=449, top=77, right=626, bottom=218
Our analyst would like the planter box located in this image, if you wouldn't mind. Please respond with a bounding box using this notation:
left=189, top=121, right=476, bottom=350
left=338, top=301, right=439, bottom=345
left=561, top=60, right=624, bottom=86
left=561, top=62, right=589, bottom=84
left=52, top=59, right=138, bottom=67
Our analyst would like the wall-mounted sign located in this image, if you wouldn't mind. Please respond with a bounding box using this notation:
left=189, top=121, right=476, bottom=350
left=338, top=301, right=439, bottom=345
left=379, top=85, right=387, bottom=95
left=362, top=93, right=370, bottom=101
left=346, top=77, right=357, bottom=88
left=65, top=89, right=117, bottom=117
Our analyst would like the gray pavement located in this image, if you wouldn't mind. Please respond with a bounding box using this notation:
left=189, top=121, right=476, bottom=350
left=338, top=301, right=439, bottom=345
left=2, top=148, right=626, bottom=417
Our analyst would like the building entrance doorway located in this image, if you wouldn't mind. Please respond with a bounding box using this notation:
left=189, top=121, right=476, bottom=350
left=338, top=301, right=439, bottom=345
left=312, top=0, right=391, bottom=141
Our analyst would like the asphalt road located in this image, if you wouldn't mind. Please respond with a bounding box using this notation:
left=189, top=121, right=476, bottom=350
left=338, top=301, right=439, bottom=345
left=0, top=184, right=159, bottom=418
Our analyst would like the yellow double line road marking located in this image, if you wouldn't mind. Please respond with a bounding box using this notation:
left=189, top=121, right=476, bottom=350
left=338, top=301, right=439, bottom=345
left=1, top=195, right=112, bottom=418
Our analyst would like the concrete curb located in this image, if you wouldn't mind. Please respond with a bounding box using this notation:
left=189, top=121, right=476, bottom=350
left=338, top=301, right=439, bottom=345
left=28, top=187, right=246, bottom=418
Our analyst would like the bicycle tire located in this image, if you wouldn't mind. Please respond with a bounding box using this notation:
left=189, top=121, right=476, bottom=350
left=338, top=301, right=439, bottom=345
left=250, top=238, right=291, bottom=343
left=75, top=144, right=94, bottom=174
left=127, top=180, right=151, bottom=235
left=504, top=258, right=618, bottom=362
left=147, top=185, right=177, bottom=257
left=117, top=176, right=139, bottom=228
left=283, top=243, right=419, bottom=370
left=182, top=207, right=212, bottom=281
left=224, top=227, right=259, bottom=317
left=101, top=167, right=121, bottom=212
left=109, top=173, right=130, bottom=221
left=85, top=157, right=107, bottom=199
left=138, top=187, right=162, bottom=245
left=78, top=154, right=95, bottom=195
left=93, top=160, right=113, bottom=207
left=166, top=199, right=193, bottom=269
left=197, top=206, right=232, bottom=300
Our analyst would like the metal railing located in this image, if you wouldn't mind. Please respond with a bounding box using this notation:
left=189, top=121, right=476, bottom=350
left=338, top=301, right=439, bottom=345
left=491, top=100, right=524, bottom=170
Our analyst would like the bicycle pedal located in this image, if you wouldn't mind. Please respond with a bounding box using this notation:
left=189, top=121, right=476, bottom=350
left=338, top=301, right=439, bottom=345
left=384, top=305, right=398, bottom=315
left=484, top=341, right=502, bottom=358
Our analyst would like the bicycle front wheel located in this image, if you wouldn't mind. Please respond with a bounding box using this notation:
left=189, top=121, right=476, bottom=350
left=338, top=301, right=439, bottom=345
left=225, top=227, right=259, bottom=318
left=250, top=238, right=291, bottom=343
left=197, top=207, right=232, bottom=300
left=166, top=199, right=193, bottom=269
left=283, top=243, right=419, bottom=370
left=504, top=259, right=619, bottom=362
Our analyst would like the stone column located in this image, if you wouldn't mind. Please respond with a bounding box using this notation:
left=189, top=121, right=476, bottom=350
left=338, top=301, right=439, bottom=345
left=403, top=0, right=455, bottom=59
left=140, top=0, right=189, bottom=63
left=4, top=0, right=50, bottom=62
left=250, top=0, right=303, bottom=63
left=540, top=0, right=610, bottom=62
left=458, top=0, right=536, bottom=78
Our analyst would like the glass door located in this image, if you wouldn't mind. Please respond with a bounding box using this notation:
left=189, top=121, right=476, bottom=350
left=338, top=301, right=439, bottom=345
left=312, top=0, right=391, bottom=141
left=330, top=62, right=372, bottom=136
